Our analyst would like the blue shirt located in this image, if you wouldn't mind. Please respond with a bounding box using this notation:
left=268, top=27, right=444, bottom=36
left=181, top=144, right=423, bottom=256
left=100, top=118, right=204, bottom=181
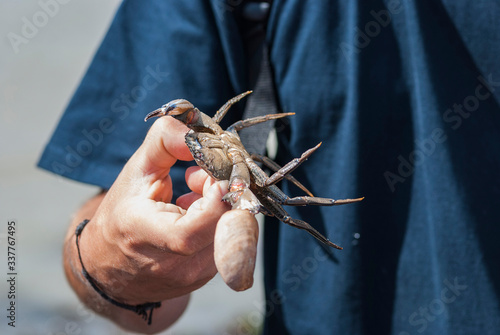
left=38, top=1, right=500, bottom=334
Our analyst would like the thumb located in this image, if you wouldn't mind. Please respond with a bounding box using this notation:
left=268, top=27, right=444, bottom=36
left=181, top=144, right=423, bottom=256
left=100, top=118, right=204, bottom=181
left=133, top=116, right=193, bottom=175
left=112, top=116, right=193, bottom=203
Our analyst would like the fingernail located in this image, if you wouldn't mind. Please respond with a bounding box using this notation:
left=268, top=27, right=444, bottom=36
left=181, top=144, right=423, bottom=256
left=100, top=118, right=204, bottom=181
left=192, top=181, right=229, bottom=210
left=217, top=181, right=229, bottom=195
left=208, top=180, right=229, bottom=200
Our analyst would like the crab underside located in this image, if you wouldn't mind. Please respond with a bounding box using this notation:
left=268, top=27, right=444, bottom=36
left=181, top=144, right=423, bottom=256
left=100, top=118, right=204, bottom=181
left=145, top=91, right=363, bottom=249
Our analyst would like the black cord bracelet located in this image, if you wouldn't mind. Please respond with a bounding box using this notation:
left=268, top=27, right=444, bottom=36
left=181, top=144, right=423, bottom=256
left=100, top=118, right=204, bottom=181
left=75, top=219, right=161, bottom=325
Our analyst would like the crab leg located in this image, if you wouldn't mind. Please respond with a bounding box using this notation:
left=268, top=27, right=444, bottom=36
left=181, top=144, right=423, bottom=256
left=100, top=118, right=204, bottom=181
left=227, top=113, right=295, bottom=133
left=212, top=91, right=253, bottom=124
left=263, top=143, right=322, bottom=187
left=284, top=196, right=364, bottom=206
left=282, top=217, right=343, bottom=249
left=251, top=153, right=314, bottom=197
left=263, top=183, right=364, bottom=207
left=222, top=149, right=261, bottom=213
left=258, top=195, right=342, bottom=249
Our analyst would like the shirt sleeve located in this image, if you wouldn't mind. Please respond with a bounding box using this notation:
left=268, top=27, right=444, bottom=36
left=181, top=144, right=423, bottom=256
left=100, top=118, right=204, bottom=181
left=37, top=0, right=248, bottom=197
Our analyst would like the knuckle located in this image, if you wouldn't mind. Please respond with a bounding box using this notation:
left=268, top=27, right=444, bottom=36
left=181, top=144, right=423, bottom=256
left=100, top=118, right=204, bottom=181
left=168, top=237, right=199, bottom=256
left=119, top=231, right=142, bottom=252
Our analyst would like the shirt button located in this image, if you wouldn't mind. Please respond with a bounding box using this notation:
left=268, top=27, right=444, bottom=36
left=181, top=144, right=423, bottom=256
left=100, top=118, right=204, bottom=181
left=242, top=2, right=270, bottom=21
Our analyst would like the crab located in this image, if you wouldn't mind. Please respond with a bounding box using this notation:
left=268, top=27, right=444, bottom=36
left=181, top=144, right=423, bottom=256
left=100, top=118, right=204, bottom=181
left=145, top=91, right=363, bottom=249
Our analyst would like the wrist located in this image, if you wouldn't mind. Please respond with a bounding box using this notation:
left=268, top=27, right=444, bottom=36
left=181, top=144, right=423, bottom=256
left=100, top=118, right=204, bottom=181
left=63, top=192, right=187, bottom=332
left=75, top=219, right=161, bottom=324
left=63, top=217, right=108, bottom=313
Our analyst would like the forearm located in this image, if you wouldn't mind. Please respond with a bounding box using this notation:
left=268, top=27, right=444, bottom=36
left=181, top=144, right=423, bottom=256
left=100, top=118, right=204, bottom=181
left=63, top=192, right=189, bottom=333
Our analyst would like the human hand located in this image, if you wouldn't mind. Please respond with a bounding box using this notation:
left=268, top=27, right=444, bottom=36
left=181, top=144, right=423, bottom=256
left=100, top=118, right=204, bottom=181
left=77, top=116, right=231, bottom=305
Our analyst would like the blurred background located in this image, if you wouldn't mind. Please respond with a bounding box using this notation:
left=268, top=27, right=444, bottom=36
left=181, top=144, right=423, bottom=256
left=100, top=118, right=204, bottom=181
left=0, top=1, right=264, bottom=334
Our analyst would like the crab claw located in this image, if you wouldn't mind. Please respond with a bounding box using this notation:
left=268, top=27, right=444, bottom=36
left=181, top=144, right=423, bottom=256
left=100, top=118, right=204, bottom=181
left=144, top=99, right=195, bottom=122
left=144, top=107, right=166, bottom=121
left=223, top=189, right=261, bottom=214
